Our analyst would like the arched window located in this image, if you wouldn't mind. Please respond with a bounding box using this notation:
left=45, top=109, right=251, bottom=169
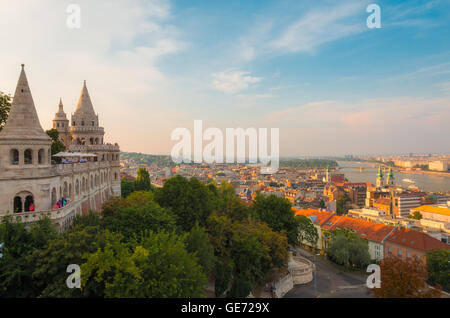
left=81, top=121, right=85, bottom=126
left=115, top=172, right=118, bottom=180
left=75, top=179, right=80, bottom=195
left=24, top=195, right=34, bottom=212
left=14, top=196, right=22, bottom=213
left=38, top=149, right=45, bottom=164
left=63, top=181, right=68, bottom=197
left=24, top=149, right=33, bottom=165
left=90, top=138, right=94, bottom=145
left=11, top=149, right=19, bottom=165
left=51, top=188, right=57, bottom=205
left=69, top=183, right=73, bottom=199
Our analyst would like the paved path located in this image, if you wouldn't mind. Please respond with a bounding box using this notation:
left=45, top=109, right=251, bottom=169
left=284, top=248, right=373, bottom=298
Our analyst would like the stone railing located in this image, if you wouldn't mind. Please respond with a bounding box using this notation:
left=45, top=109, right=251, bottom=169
left=0, top=202, right=76, bottom=223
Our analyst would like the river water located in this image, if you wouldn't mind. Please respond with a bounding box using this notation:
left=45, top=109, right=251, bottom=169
left=337, top=161, right=450, bottom=193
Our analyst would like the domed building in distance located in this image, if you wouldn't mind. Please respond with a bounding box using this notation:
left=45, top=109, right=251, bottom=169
left=0, top=65, right=121, bottom=231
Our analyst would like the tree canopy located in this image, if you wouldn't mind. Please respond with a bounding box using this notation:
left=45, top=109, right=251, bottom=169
left=0, top=91, right=11, bottom=132
left=252, top=193, right=299, bottom=246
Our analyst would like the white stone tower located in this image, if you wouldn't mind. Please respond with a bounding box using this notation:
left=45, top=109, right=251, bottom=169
left=53, top=98, right=70, bottom=148
left=0, top=64, right=52, bottom=212
left=70, top=81, right=105, bottom=146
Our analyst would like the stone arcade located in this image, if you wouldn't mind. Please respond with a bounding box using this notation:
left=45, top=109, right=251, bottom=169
left=0, top=65, right=121, bottom=231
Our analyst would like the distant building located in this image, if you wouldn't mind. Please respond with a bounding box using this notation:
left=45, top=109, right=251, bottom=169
left=429, top=160, right=448, bottom=172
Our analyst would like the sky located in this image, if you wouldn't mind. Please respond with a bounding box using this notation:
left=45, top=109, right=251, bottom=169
left=0, top=0, right=449, bottom=157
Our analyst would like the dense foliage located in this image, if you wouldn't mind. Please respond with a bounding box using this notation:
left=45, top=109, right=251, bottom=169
left=252, top=193, right=299, bottom=246
left=0, top=176, right=291, bottom=298
left=280, top=159, right=338, bottom=169
left=373, top=256, right=441, bottom=298
left=0, top=91, right=11, bottom=132
left=46, top=129, right=66, bottom=158
left=426, top=249, right=450, bottom=292
left=120, top=152, right=175, bottom=167
left=326, top=231, right=371, bottom=268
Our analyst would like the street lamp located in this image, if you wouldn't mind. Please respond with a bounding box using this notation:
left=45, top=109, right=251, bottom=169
left=313, top=253, right=320, bottom=295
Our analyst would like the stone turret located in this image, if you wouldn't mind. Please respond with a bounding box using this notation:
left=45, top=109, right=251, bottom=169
left=70, top=81, right=104, bottom=146
left=53, top=98, right=70, bottom=147
left=0, top=64, right=51, bottom=168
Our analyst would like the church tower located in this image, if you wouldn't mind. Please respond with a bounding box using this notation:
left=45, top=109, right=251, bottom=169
left=53, top=98, right=70, bottom=148
left=325, top=165, right=330, bottom=183
left=386, top=166, right=394, bottom=186
left=376, top=166, right=384, bottom=188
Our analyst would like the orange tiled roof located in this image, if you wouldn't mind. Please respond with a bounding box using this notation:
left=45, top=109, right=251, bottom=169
left=386, top=227, right=450, bottom=252
left=292, top=208, right=335, bottom=226
left=329, top=216, right=395, bottom=243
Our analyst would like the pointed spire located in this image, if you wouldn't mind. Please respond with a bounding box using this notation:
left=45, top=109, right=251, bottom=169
left=74, top=80, right=96, bottom=116
left=54, top=98, right=68, bottom=120
left=377, top=166, right=383, bottom=178
left=0, top=64, right=50, bottom=141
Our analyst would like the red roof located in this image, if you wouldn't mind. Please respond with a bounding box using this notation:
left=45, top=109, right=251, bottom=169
left=292, top=208, right=335, bottom=226
left=385, top=227, right=450, bottom=252
left=328, top=216, right=395, bottom=243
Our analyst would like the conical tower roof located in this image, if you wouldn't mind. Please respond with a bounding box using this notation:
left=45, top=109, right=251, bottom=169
left=0, top=65, right=50, bottom=142
left=54, top=98, right=68, bottom=120
left=74, top=80, right=96, bottom=117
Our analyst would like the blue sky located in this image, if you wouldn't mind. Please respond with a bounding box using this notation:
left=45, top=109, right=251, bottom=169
left=0, top=0, right=449, bottom=156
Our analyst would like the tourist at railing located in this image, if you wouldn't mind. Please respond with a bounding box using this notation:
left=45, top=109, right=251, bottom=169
left=52, top=197, right=71, bottom=210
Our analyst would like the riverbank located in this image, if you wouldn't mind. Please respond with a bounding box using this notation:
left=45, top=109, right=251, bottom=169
left=394, top=168, right=450, bottom=178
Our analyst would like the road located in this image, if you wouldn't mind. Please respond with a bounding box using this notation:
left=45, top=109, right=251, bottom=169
left=284, top=248, right=373, bottom=298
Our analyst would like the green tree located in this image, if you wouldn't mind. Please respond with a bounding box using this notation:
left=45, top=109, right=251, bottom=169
left=135, top=167, right=152, bottom=192
left=326, top=232, right=370, bottom=268
left=31, top=225, right=111, bottom=297
left=0, top=91, right=11, bottom=132
left=121, top=178, right=136, bottom=198
left=336, top=195, right=350, bottom=215
left=82, top=231, right=207, bottom=297
left=426, top=249, right=450, bottom=291
left=319, top=199, right=326, bottom=209
left=296, top=215, right=318, bottom=247
left=408, top=211, right=423, bottom=220
left=46, top=129, right=66, bottom=158
left=185, top=223, right=215, bottom=276
left=155, top=175, right=218, bottom=231
left=252, top=193, right=299, bottom=246
left=0, top=217, right=58, bottom=297
left=102, top=191, right=176, bottom=240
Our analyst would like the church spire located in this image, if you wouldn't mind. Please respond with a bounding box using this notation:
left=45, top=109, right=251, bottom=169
left=0, top=64, right=50, bottom=141
left=74, top=80, right=96, bottom=116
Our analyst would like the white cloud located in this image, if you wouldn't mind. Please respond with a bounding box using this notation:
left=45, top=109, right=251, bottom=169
left=270, top=1, right=368, bottom=53
left=211, top=71, right=263, bottom=93
left=0, top=0, right=185, bottom=154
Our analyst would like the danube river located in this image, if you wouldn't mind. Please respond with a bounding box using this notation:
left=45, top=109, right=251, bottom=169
left=337, top=161, right=450, bottom=193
